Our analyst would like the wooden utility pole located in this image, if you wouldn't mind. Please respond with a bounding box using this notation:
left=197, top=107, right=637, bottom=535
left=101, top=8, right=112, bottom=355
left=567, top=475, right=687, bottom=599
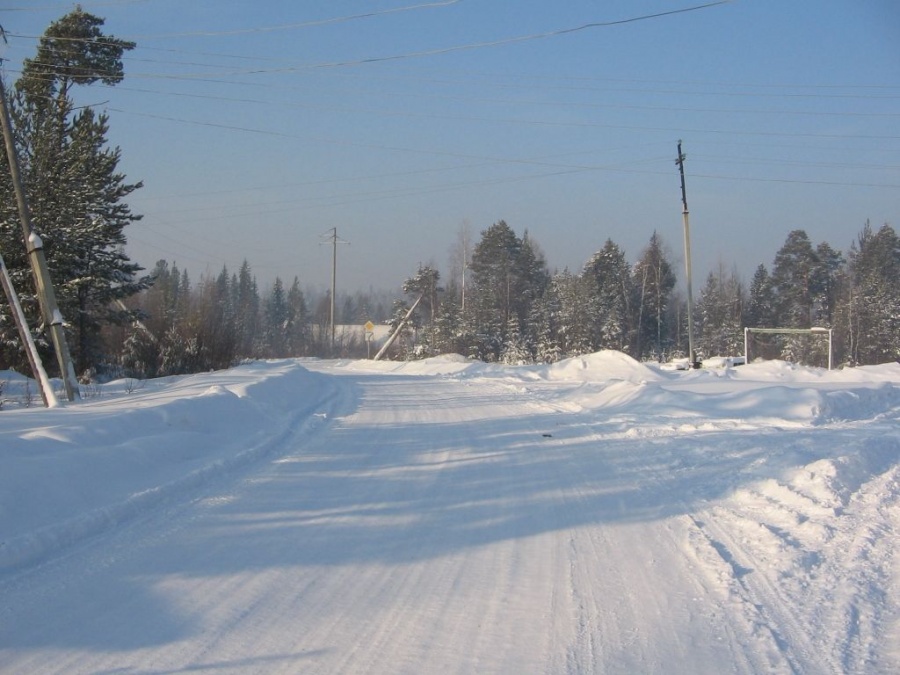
left=0, top=75, right=80, bottom=399
left=320, top=227, right=349, bottom=354
left=676, top=140, right=698, bottom=368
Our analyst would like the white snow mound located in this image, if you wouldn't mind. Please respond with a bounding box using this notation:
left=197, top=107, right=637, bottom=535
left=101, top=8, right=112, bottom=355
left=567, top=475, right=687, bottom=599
left=545, top=350, right=664, bottom=384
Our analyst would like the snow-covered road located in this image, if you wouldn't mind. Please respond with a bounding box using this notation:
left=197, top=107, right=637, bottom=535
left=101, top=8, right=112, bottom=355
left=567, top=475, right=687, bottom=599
left=1, top=355, right=898, bottom=673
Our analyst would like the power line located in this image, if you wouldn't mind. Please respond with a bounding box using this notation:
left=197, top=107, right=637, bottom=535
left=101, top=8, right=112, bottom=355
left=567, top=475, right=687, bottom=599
left=233, top=1, right=736, bottom=73
left=126, top=0, right=463, bottom=39
left=3, top=1, right=462, bottom=39
left=5, top=1, right=734, bottom=77
left=107, top=105, right=900, bottom=146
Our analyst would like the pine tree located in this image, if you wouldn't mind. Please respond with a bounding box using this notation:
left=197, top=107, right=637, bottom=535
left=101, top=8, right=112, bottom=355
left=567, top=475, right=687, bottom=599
left=119, top=325, right=159, bottom=379
left=846, top=222, right=900, bottom=364
left=583, top=239, right=632, bottom=352
left=468, top=221, right=521, bottom=359
left=517, top=231, right=551, bottom=313
left=500, top=314, right=529, bottom=365
left=234, top=260, right=259, bottom=359
left=1, top=8, right=146, bottom=374
left=632, top=232, right=676, bottom=360
left=530, top=291, right=561, bottom=364
left=402, top=264, right=441, bottom=357
left=769, top=229, right=841, bottom=364
left=695, top=265, right=744, bottom=359
left=466, top=221, right=549, bottom=361
left=264, top=277, right=289, bottom=357
left=431, top=286, right=463, bottom=356
left=192, top=265, right=236, bottom=370
left=550, top=269, right=593, bottom=358
left=285, top=277, right=309, bottom=356
left=771, top=230, right=817, bottom=328
left=811, top=242, right=844, bottom=326
left=746, top=264, right=775, bottom=328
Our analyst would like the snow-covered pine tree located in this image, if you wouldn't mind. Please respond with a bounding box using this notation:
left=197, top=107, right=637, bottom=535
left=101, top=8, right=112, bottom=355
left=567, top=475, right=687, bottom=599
left=1, top=8, right=147, bottom=375
left=631, top=232, right=676, bottom=361
left=695, top=265, right=744, bottom=359
left=770, top=229, right=841, bottom=364
left=530, top=291, right=561, bottom=364
left=467, top=221, right=521, bottom=360
left=549, top=269, right=593, bottom=359
left=846, top=222, right=900, bottom=364
left=811, top=242, right=844, bottom=327
left=771, top=230, right=817, bottom=330
left=466, top=221, right=549, bottom=362
left=746, top=264, right=775, bottom=329
left=500, top=314, right=530, bottom=365
left=430, top=281, right=464, bottom=356
left=402, top=264, right=441, bottom=358
left=582, top=239, right=632, bottom=353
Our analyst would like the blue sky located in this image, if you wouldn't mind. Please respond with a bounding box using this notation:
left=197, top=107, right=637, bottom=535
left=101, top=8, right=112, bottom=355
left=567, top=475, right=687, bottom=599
left=2, top=0, right=898, bottom=295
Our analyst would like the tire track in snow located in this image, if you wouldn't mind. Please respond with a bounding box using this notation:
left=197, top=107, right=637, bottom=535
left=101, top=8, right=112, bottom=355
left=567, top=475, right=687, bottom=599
left=0, top=368, right=343, bottom=574
left=480, top=371, right=775, bottom=673
left=686, top=512, right=815, bottom=673
left=682, top=432, right=899, bottom=674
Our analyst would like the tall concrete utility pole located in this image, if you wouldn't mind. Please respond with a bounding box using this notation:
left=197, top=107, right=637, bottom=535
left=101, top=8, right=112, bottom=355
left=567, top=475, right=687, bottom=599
left=676, top=140, right=698, bottom=368
left=0, top=75, right=80, bottom=400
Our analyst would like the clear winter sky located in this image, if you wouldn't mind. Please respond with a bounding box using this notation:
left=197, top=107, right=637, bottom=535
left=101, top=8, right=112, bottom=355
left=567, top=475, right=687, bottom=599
left=1, top=0, right=898, bottom=295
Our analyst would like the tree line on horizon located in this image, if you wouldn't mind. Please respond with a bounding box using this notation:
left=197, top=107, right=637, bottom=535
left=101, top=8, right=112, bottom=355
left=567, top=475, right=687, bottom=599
left=34, top=213, right=885, bottom=381
left=102, top=218, right=900, bottom=377
left=1, top=9, right=898, bottom=385
left=384, top=219, right=899, bottom=370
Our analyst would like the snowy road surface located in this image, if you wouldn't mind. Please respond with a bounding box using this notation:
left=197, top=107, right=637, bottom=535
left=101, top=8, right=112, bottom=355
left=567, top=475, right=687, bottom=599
left=1, top=354, right=898, bottom=673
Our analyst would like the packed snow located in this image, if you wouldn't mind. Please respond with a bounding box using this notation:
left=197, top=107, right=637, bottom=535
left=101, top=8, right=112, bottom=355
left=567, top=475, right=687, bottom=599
left=0, top=352, right=898, bottom=674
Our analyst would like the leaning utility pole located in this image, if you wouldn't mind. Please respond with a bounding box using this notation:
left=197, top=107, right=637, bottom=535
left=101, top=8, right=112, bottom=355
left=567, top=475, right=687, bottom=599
left=0, top=251, right=58, bottom=406
left=676, top=140, right=698, bottom=368
left=374, top=292, right=424, bottom=361
left=0, top=74, right=80, bottom=400
left=320, top=227, right=349, bottom=354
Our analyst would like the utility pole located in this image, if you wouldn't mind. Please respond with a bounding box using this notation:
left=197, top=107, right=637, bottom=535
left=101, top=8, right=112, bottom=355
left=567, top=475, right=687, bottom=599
left=0, top=74, right=80, bottom=399
left=320, top=227, right=349, bottom=354
left=374, top=292, right=424, bottom=361
left=676, top=140, right=698, bottom=368
left=0, top=251, right=58, bottom=406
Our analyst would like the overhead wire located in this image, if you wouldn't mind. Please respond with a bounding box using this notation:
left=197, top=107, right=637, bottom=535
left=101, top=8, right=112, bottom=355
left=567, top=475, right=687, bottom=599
left=6, top=1, right=735, bottom=78
left=108, top=105, right=900, bottom=150
left=3, top=0, right=462, bottom=42
left=121, top=0, right=464, bottom=38
left=93, top=81, right=899, bottom=125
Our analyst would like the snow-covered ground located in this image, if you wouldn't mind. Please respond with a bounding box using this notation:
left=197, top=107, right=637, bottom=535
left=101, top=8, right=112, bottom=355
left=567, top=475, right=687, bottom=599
left=1, top=352, right=898, bottom=674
